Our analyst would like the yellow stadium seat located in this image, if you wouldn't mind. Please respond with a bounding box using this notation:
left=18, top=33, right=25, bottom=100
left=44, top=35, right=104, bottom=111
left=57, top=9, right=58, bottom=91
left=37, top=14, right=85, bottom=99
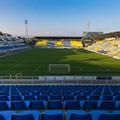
left=70, top=40, right=83, bottom=47
left=95, top=47, right=101, bottom=51
left=86, top=38, right=120, bottom=58
left=55, top=40, right=64, bottom=46
left=35, top=40, right=48, bottom=46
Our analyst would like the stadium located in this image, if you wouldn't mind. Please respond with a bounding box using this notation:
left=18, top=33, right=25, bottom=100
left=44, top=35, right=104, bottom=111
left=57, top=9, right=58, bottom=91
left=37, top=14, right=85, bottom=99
left=0, top=0, right=120, bottom=120
left=0, top=30, right=120, bottom=120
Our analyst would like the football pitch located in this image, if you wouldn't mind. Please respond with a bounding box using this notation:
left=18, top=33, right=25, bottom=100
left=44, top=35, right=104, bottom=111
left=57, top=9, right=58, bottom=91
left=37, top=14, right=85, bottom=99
left=0, top=48, right=120, bottom=76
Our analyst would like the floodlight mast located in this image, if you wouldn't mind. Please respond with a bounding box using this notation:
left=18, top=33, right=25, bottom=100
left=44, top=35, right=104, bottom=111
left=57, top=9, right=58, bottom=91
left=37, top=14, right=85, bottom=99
left=87, top=21, right=90, bottom=32
left=25, top=19, right=29, bottom=43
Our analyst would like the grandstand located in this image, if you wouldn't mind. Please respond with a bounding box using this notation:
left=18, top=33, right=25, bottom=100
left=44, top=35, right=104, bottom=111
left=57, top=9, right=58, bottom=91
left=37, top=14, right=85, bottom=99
left=0, top=85, right=120, bottom=120
left=34, top=36, right=83, bottom=48
left=0, top=33, right=25, bottom=45
left=1, top=0, right=120, bottom=118
left=35, top=40, right=48, bottom=47
left=86, top=38, right=120, bottom=59
left=0, top=33, right=120, bottom=120
left=55, top=40, right=64, bottom=47
left=0, top=32, right=29, bottom=55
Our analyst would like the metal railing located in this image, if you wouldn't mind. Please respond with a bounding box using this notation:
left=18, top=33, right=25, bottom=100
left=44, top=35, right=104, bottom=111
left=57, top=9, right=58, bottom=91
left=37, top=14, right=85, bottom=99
left=0, top=76, right=120, bottom=85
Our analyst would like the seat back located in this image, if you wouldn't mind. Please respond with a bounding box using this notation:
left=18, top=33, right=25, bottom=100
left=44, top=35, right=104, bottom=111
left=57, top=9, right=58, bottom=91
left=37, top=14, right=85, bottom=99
left=70, top=113, right=92, bottom=120
left=100, top=101, right=115, bottom=110
left=41, top=114, right=64, bottom=120
left=64, top=100, right=80, bottom=110
left=63, top=95, right=74, bottom=100
left=37, top=95, right=48, bottom=101
left=48, top=100, right=63, bottom=109
left=29, top=101, right=45, bottom=110
left=0, top=115, right=5, bottom=120
left=50, top=95, right=61, bottom=100
left=98, top=114, right=120, bottom=120
left=11, top=101, right=27, bottom=110
left=24, top=95, right=35, bottom=100
left=0, top=102, right=9, bottom=110
left=0, top=96, right=9, bottom=101
left=11, top=96, right=22, bottom=101
left=102, top=96, right=113, bottom=100
left=75, top=95, right=87, bottom=100
left=12, top=114, right=34, bottom=120
left=89, top=96, right=100, bottom=100
left=83, top=101, right=98, bottom=110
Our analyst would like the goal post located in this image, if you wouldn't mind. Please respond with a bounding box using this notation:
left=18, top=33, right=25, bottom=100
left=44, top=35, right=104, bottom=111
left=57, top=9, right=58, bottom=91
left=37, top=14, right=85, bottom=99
left=49, top=64, right=70, bottom=73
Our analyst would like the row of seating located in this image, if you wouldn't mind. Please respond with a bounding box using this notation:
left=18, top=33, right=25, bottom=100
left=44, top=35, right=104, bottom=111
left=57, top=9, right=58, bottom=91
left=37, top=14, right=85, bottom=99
left=1, top=95, right=120, bottom=101
left=2, top=85, right=120, bottom=96
left=86, top=38, right=120, bottom=58
left=0, top=44, right=29, bottom=53
left=0, top=100, right=120, bottom=110
left=35, top=40, right=83, bottom=48
left=0, top=111, right=120, bottom=120
left=12, top=85, right=120, bottom=96
left=0, top=85, right=120, bottom=120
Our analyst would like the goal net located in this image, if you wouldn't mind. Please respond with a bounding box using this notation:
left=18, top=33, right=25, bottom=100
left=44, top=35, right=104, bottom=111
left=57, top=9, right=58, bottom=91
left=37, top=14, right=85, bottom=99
left=49, top=64, right=70, bottom=73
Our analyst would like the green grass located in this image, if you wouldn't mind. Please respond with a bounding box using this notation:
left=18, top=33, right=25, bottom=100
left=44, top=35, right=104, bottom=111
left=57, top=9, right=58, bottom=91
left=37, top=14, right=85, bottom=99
left=0, top=48, right=120, bottom=76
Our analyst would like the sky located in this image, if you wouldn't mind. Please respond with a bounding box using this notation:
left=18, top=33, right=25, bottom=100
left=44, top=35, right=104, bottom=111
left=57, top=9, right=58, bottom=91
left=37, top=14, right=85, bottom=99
left=0, top=0, right=120, bottom=37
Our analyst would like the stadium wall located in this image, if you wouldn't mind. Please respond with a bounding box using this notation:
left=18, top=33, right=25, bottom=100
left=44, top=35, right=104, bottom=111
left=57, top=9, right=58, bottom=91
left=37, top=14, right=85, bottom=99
left=0, top=76, right=120, bottom=85
left=38, top=76, right=120, bottom=81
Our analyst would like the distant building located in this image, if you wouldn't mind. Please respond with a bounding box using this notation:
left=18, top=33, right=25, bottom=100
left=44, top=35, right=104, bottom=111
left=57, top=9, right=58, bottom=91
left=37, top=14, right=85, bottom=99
left=83, top=32, right=103, bottom=39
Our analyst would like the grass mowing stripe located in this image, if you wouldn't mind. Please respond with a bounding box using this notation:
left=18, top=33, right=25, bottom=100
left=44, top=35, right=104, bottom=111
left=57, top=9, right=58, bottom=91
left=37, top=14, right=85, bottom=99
left=0, top=48, right=119, bottom=76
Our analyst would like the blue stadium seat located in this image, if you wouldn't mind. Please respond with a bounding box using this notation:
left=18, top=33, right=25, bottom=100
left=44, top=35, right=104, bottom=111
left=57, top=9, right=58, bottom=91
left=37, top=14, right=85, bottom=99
left=29, top=101, right=46, bottom=110
left=75, top=95, right=87, bottom=100
left=0, top=96, right=9, bottom=101
left=11, top=96, right=22, bottom=101
left=0, top=115, right=5, bottom=120
left=50, top=95, right=61, bottom=100
left=1, top=85, right=120, bottom=120
left=48, top=100, right=63, bottom=109
left=89, top=96, right=100, bottom=100
left=12, top=110, right=40, bottom=120
left=69, top=113, right=92, bottom=120
left=37, top=95, right=48, bottom=101
left=102, top=96, right=113, bottom=101
left=41, top=113, right=64, bottom=120
left=98, top=114, right=120, bottom=120
left=12, top=114, right=34, bottom=120
left=64, top=100, right=80, bottom=110
left=63, top=95, right=74, bottom=100
left=24, top=95, right=35, bottom=101
left=83, top=101, right=98, bottom=110
left=115, top=96, right=120, bottom=100
left=100, top=101, right=115, bottom=110
left=0, top=102, right=9, bottom=110
left=11, top=101, right=27, bottom=110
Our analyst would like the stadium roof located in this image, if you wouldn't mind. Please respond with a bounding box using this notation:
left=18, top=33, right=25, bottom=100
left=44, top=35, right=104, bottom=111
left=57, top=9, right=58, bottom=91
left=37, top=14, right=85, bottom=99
left=34, top=36, right=82, bottom=40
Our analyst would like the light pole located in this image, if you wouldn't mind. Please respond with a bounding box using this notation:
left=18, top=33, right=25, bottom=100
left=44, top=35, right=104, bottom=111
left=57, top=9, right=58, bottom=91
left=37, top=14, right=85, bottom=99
left=25, top=19, right=29, bottom=43
left=87, top=21, right=90, bottom=32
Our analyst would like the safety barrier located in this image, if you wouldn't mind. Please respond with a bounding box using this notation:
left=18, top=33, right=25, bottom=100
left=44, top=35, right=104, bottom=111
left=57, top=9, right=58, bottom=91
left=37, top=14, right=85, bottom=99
left=0, top=76, right=120, bottom=85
